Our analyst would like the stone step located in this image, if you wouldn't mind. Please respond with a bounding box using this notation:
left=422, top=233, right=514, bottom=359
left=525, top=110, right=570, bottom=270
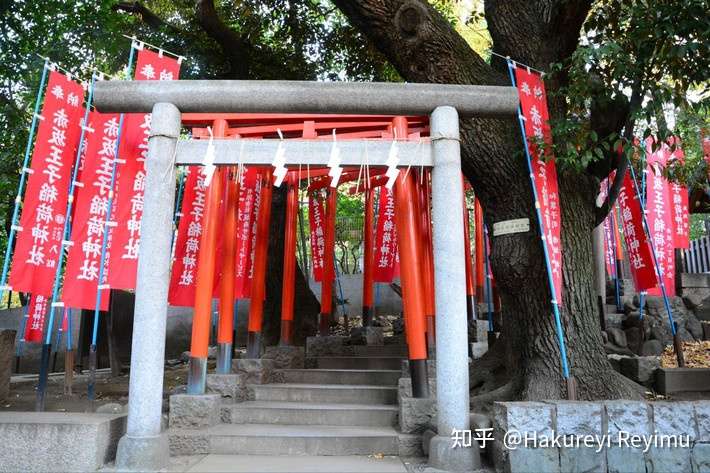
left=222, top=401, right=397, bottom=426
left=278, top=369, right=400, bottom=386
left=313, top=356, right=403, bottom=370
left=251, top=383, right=398, bottom=404
left=187, top=424, right=400, bottom=456
left=182, top=454, right=407, bottom=472
left=349, top=345, right=408, bottom=356
left=606, top=304, right=623, bottom=314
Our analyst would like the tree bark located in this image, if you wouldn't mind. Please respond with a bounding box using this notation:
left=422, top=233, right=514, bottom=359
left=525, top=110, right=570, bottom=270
left=332, top=0, right=643, bottom=400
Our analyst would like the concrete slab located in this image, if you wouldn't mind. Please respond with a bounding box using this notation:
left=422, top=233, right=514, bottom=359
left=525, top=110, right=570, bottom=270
left=251, top=383, right=398, bottom=404
left=184, top=454, right=407, bottom=472
left=222, top=400, right=397, bottom=426
left=0, top=412, right=126, bottom=472
left=279, top=368, right=400, bottom=386
left=656, top=368, right=710, bottom=394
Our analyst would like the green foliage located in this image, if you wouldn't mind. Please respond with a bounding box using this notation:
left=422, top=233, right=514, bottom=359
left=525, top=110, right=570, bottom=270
left=547, top=0, right=709, bottom=176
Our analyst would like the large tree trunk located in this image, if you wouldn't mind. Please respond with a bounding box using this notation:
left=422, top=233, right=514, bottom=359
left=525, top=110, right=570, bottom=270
left=333, top=0, right=643, bottom=401
left=262, top=186, right=319, bottom=346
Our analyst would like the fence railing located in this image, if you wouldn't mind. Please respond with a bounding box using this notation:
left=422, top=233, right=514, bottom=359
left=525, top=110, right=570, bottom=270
left=682, top=235, right=710, bottom=273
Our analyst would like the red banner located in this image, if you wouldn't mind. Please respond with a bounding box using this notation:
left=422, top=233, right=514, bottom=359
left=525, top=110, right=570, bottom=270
left=373, top=186, right=398, bottom=283
left=702, top=128, right=710, bottom=167
left=603, top=215, right=616, bottom=279
left=234, top=168, right=261, bottom=299
left=9, top=71, right=84, bottom=295
left=666, top=138, right=689, bottom=249
left=108, top=48, right=181, bottom=290
left=309, top=190, right=327, bottom=282
left=514, top=66, right=563, bottom=304
left=645, top=140, right=675, bottom=296
left=168, top=168, right=206, bottom=306
left=617, top=171, right=658, bottom=291
left=24, top=294, right=49, bottom=343
left=63, top=112, right=120, bottom=310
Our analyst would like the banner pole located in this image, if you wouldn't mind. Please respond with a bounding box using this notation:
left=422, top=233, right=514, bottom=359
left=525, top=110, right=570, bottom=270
left=626, top=156, right=685, bottom=366
left=14, top=303, right=30, bottom=373
left=483, top=224, right=495, bottom=346
left=0, top=60, right=50, bottom=302
left=64, top=308, right=74, bottom=394
left=35, top=73, right=96, bottom=411
left=506, top=59, right=574, bottom=398
left=638, top=157, right=648, bottom=320
left=88, top=44, right=138, bottom=401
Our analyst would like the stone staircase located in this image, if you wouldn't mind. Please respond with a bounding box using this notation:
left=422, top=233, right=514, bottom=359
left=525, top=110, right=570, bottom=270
left=168, top=343, right=412, bottom=472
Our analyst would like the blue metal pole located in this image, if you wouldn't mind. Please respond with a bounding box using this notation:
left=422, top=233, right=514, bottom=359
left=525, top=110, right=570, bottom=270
left=506, top=60, right=571, bottom=382
left=605, top=178, right=622, bottom=311
left=639, top=153, right=648, bottom=320
left=0, top=61, right=50, bottom=301
left=36, top=73, right=96, bottom=411
left=483, top=225, right=494, bottom=332
left=88, top=45, right=137, bottom=401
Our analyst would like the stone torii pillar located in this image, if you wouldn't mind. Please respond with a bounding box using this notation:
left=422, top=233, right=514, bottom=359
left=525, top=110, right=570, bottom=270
left=115, top=102, right=180, bottom=471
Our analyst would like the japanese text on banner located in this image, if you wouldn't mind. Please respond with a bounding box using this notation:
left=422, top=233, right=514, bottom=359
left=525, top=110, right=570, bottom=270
left=9, top=71, right=84, bottom=295
left=63, top=112, right=120, bottom=310
left=617, top=171, right=658, bottom=291
left=513, top=67, right=563, bottom=304
left=309, top=190, right=327, bottom=282
left=108, top=48, right=181, bottom=290
left=373, top=186, right=399, bottom=283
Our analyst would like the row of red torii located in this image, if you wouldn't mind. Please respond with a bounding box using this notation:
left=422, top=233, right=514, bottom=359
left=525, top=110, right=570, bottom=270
left=93, top=79, right=519, bottom=472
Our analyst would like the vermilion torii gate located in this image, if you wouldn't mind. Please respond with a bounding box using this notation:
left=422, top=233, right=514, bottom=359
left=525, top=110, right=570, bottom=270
left=93, top=80, right=518, bottom=472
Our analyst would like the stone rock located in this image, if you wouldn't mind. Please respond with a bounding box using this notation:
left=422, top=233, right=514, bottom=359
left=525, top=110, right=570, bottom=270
left=469, top=412, right=491, bottom=431
left=625, top=300, right=639, bottom=312
left=399, top=396, right=436, bottom=434
left=96, top=403, right=124, bottom=414
left=179, top=351, right=190, bottom=363
left=470, top=341, right=488, bottom=359
left=397, top=433, right=423, bottom=457
left=169, top=394, right=220, bottom=429
left=232, top=359, right=276, bottom=384
left=606, top=312, right=624, bottom=329
left=0, top=330, right=16, bottom=402
left=305, top=335, right=352, bottom=357
left=694, top=401, right=710, bottom=442
left=642, top=296, right=702, bottom=345
left=349, top=326, right=384, bottom=346
left=625, top=327, right=644, bottom=354
left=261, top=345, right=305, bottom=369
left=207, top=346, right=217, bottom=360
left=703, top=323, right=710, bottom=341
left=619, top=356, right=660, bottom=386
left=602, top=331, right=609, bottom=344
left=391, top=317, right=404, bottom=335
left=687, top=316, right=703, bottom=340
left=641, top=339, right=665, bottom=356
left=606, top=327, right=628, bottom=348
left=692, top=443, right=710, bottom=473
left=607, top=354, right=632, bottom=373
left=604, top=342, right=635, bottom=356
left=492, top=402, right=557, bottom=473
left=206, top=373, right=247, bottom=401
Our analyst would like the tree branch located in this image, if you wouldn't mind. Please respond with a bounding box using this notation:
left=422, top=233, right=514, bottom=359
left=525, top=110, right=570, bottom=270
left=113, top=1, right=182, bottom=34
left=194, top=0, right=252, bottom=79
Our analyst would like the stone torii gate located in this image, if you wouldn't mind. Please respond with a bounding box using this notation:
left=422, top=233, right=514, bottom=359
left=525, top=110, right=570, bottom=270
left=93, top=80, right=518, bottom=472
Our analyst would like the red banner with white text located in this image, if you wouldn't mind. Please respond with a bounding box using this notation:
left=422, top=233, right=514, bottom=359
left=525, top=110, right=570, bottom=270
left=108, top=48, right=181, bottom=290
left=24, top=294, right=49, bottom=343
left=666, top=138, right=689, bottom=249
left=309, top=190, right=327, bottom=282
left=168, top=167, right=205, bottom=306
left=63, top=112, right=120, bottom=310
left=617, top=171, right=658, bottom=291
left=9, top=71, right=84, bottom=295
left=513, top=66, right=563, bottom=304
left=234, top=168, right=261, bottom=299
left=645, top=139, right=675, bottom=296
left=373, top=186, right=398, bottom=283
